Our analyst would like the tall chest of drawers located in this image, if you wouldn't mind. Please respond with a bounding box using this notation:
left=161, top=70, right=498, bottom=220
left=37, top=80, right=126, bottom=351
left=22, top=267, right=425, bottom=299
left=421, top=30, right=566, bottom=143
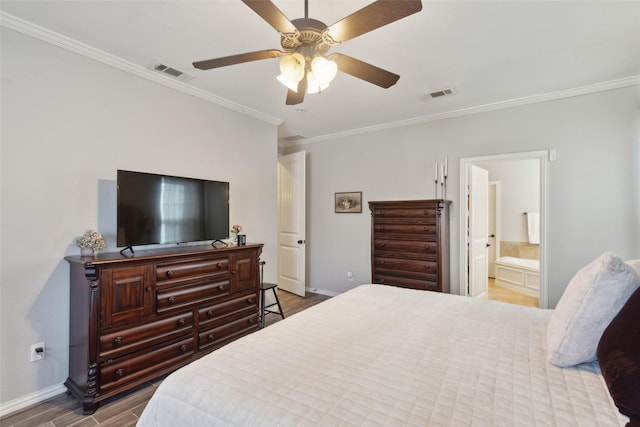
left=369, top=200, right=450, bottom=292
left=65, top=243, right=262, bottom=414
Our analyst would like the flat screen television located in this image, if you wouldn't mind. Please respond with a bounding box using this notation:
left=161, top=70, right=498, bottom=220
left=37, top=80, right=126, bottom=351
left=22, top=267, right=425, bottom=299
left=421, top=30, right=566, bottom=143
left=117, top=169, right=229, bottom=249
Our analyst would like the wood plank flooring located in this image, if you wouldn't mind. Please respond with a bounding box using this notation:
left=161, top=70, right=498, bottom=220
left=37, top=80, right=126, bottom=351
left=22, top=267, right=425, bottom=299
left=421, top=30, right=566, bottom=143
left=488, top=278, right=539, bottom=307
left=0, top=290, right=331, bottom=427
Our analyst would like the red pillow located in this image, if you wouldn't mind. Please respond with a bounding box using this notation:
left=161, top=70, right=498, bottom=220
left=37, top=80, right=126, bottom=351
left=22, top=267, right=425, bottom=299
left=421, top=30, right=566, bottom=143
left=597, top=286, right=640, bottom=427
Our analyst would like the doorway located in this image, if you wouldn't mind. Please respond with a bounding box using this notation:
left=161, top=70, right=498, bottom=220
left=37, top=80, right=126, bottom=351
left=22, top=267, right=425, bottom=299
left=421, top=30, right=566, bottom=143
left=459, top=150, right=550, bottom=309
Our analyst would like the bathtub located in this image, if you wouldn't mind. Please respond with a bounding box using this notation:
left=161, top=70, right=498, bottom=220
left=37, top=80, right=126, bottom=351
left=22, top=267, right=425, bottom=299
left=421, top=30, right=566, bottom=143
left=494, top=256, right=539, bottom=297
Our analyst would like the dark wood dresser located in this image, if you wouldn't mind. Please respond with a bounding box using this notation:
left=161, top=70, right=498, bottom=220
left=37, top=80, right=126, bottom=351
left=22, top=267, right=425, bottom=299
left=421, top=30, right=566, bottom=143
left=64, top=243, right=263, bottom=414
left=369, top=200, right=450, bottom=292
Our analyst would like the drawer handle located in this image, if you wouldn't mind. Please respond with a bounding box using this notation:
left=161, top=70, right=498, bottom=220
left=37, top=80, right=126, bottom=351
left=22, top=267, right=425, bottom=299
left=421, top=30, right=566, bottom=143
left=178, top=318, right=186, bottom=326
left=246, top=298, right=254, bottom=304
left=168, top=296, right=176, bottom=304
left=379, top=260, right=385, bottom=264
left=231, top=270, right=237, bottom=275
left=115, top=369, right=124, bottom=378
left=216, top=262, right=223, bottom=268
left=424, top=265, right=431, bottom=270
left=207, top=333, right=214, bottom=341
left=207, top=310, right=213, bottom=316
left=378, top=226, right=385, bottom=231
left=145, top=286, right=152, bottom=293
left=218, top=285, right=225, bottom=291
left=379, top=278, right=386, bottom=283
left=378, top=242, right=386, bottom=247
left=114, top=336, right=123, bottom=345
left=166, top=270, right=174, bottom=278
left=378, top=211, right=385, bottom=215
left=248, top=318, right=255, bottom=324
left=179, top=344, right=188, bottom=353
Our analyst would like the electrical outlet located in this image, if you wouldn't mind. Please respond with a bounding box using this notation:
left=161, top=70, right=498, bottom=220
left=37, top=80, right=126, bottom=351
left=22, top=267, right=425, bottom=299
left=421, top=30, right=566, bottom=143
left=347, top=271, right=354, bottom=281
left=30, top=342, right=45, bottom=362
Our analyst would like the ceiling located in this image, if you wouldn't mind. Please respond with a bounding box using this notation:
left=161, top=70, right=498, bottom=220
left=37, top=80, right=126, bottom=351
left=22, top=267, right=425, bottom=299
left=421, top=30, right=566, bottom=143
left=2, top=1, right=640, bottom=145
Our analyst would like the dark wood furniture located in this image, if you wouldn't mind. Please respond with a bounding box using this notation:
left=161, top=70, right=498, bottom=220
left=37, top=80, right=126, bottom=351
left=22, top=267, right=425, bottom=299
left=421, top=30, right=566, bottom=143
left=369, top=200, right=450, bottom=293
left=64, top=243, right=263, bottom=414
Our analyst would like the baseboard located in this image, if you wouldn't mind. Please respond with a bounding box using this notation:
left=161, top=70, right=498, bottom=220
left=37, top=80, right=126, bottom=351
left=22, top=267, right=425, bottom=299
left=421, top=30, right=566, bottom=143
left=306, top=287, right=340, bottom=297
left=0, top=383, right=66, bottom=418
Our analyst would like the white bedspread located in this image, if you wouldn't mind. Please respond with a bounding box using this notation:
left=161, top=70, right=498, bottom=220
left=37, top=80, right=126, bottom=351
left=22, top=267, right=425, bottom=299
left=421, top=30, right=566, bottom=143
left=137, top=284, right=627, bottom=426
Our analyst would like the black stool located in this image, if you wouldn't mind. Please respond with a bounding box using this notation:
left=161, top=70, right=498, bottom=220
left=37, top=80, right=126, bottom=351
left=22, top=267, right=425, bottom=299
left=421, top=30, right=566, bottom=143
left=259, top=261, right=285, bottom=328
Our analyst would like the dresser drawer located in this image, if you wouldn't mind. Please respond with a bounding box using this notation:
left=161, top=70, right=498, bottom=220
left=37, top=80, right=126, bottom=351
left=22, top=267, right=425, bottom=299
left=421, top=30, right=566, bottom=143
left=373, top=274, right=439, bottom=291
left=100, top=313, right=193, bottom=360
left=156, top=257, right=228, bottom=287
left=373, top=239, right=437, bottom=255
left=374, top=257, right=438, bottom=275
left=371, top=207, right=437, bottom=219
left=198, top=293, right=257, bottom=329
left=100, top=337, right=194, bottom=392
left=199, top=313, right=258, bottom=351
left=157, top=281, right=229, bottom=314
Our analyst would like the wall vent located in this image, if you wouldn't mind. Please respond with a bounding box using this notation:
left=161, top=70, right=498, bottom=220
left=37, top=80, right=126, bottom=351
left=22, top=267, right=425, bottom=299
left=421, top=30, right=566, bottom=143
left=419, top=87, right=457, bottom=102
left=152, top=63, right=194, bottom=82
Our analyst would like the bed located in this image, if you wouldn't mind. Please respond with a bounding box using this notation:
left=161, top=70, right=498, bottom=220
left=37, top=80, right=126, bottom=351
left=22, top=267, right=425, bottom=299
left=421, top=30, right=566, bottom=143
left=138, top=251, right=640, bottom=427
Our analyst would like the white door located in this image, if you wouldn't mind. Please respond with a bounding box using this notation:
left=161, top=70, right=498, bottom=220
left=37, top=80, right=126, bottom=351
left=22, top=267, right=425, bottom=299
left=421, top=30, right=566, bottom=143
left=468, top=165, right=489, bottom=299
left=277, top=152, right=306, bottom=296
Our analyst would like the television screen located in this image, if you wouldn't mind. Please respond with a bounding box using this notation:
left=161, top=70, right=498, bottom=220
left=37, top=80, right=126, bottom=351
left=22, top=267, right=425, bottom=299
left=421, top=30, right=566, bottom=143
left=117, top=170, right=229, bottom=248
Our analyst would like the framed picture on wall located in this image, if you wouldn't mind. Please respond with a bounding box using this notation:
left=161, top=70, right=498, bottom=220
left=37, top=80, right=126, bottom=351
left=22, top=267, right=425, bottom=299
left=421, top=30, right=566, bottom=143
left=335, top=192, right=362, bottom=213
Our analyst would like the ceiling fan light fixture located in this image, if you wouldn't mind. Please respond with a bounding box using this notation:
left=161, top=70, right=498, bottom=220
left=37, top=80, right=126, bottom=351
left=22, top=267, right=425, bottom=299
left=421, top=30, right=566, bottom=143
left=279, top=53, right=306, bottom=82
left=310, top=55, right=337, bottom=86
left=277, top=73, right=301, bottom=92
left=306, top=71, right=330, bottom=94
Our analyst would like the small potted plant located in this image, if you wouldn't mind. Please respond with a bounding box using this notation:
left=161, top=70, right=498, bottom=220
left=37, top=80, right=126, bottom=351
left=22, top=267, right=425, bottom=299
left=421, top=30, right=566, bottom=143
left=77, top=229, right=106, bottom=256
left=230, top=224, right=243, bottom=244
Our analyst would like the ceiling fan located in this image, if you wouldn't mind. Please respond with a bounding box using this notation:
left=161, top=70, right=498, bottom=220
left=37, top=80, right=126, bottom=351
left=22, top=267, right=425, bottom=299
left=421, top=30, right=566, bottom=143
left=193, top=0, right=423, bottom=105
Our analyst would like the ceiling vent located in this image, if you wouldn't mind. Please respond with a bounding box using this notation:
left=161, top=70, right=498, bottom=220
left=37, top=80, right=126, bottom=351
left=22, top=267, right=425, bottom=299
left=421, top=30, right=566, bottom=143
left=419, top=87, right=456, bottom=102
left=152, top=63, right=194, bottom=82
left=282, top=135, right=307, bottom=142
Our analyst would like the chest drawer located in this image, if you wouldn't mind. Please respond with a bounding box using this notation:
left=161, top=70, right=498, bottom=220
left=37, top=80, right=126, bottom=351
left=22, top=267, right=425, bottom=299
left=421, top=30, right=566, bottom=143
left=374, top=257, right=438, bottom=275
left=371, top=207, right=437, bottom=219
left=100, top=313, right=193, bottom=360
left=373, top=239, right=437, bottom=255
left=156, top=257, right=228, bottom=287
left=373, top=274, right=439, bottom=291
left=157, top=281, right=229, bottom=314
left=373, top=223, right=437, bottom=235
left=100, top=336, right=194, bottom=392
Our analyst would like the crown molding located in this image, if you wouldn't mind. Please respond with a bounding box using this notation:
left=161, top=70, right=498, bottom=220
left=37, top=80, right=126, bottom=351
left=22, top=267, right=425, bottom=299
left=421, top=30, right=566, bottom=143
left=0, top=12, right=283, bottom=127
left=283, top=74, right=640, bottom=147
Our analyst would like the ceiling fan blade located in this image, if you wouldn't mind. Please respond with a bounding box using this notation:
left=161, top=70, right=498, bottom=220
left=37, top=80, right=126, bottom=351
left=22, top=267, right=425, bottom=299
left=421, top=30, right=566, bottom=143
left=286, top=78, right=308, bottom=105
left=193, top=50, right=284, bottom=70
left=242, top=0, right=299, bottom=34
left=324, top=0, right=422, bottom=44
left=331, top=53, right=399, bottom=88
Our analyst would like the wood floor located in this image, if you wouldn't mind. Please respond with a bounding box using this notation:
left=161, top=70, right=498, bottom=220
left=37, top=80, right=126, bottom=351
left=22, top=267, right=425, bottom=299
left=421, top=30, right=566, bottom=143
left=0, top=290, right=330, bottom=427
left=488, top=278, right=539, bottom=307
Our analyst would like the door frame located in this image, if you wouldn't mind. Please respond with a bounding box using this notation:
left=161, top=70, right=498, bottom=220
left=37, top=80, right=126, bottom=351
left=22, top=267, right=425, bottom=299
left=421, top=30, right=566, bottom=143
left=459, top=150, right=550, bottom=308
left=488, top=180, right=501, bottom=278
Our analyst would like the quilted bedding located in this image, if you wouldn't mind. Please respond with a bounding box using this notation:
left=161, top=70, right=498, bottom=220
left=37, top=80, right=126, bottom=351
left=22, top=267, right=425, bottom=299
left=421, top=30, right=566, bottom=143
left=137, top=284, right=628, bottom=426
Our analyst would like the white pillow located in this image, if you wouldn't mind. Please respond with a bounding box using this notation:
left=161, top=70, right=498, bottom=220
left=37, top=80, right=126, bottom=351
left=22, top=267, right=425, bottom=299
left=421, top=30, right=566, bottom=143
left=627, top=259, right=640, bottom=276
left=546, top=251, right=640, bottom=367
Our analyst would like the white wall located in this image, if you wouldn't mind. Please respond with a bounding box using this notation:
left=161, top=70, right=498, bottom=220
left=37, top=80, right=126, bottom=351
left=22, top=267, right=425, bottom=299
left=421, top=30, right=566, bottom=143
left=0, top=28, right=278, bottom=408
left=285, top=85, right=640, bottom=306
